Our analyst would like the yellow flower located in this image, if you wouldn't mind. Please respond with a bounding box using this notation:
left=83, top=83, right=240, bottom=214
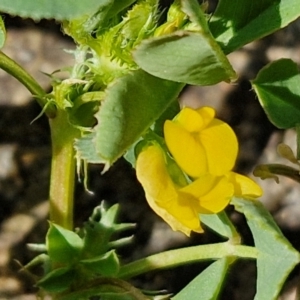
left=136, top=144, right=233, bottom=235
left=164, top=107, right=238, bottom=177
left=136, top=107, right=263, bottom=236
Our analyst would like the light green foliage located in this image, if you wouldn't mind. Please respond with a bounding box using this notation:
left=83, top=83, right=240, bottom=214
left=200, top=211, right=240, bottom=240
left=46, top=223, right=83, bottom=265
left=116, top=100, right=180, bottom=168
left=62, top=0, right=140, bottom=45
left=74, top=133, right=105, bottom=163
left=169, top=197, right=300, bottom=300
left=80, top=250, right=120, bottom=276
left=29, top=204, right=135, bottom=295
left=0, top=0, right=120, bottom=21
left=81, top=203, right=135, bottom=257
left=252, top=58, right=300, bottom=129
left=211, top=0, right=276, bottom=34
left=134, top=0, right=237, bottom=85
left=64, top=0, right=158, bottom=86
left=94, top=70, right=183, bottom=166
left=133, top=32, right=237, bottom=85
left=172, top=258, right=231, bottom=300
left=46, top=1, right=300, bottom=298
left=209, top=0, right=300, bottom=53
left=232, top=197, right=300, bottom=299
left=110, top=0, right=159, bottom=64
left=1, top=0, right=300, bottom=299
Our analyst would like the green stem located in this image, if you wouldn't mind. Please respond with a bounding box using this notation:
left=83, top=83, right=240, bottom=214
left=296, top=123, right=300, bottom=161
left=254, top=163, right=300, bottom=184
left=49, top=109, right=80, bottom=229
left=118, top=242, right=258, bottom=280
left=0, top=50, right=56, bottom=118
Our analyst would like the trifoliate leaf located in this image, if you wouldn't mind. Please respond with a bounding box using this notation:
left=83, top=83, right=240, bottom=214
left=232, top=197, right=300, bottom=300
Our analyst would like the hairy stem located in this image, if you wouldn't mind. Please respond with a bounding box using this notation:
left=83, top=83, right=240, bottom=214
left=49, top=109, right=80, bottom=229
left=118, top=242, right=258, bottom=280
left=0, top=50, right=56, bottom=117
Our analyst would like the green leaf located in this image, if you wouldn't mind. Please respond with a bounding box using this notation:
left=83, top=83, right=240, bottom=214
left=152, top=99, right=180, bottom=137
left=0, top=0, right=113, bottom=21
left=63, top=0, right=139, bottom=45
left=80, top=250, right=120, bottom=276
left=133, top=31, right=236, bottom=86
left=0, top=16, right=6, bottom=48
left=75, top=133, right=106, bottom=164
left=133, top=0, right=236, bottom=85
left=232, top=197, right=300, bottom=300
left=172, top=258, right=231, bottom=300
left=46, top=223, right=83, bottom=265
left=94, top=69, right=184, bottom=166
left=252, top=59, right=300, bottom=129
left=211, top=0, right=276, bottom=34
left=200, top=211, right=240, bottom=241
left=37, top=266, right=75, bottom=293
left=210, top=0, right=300, bottom=53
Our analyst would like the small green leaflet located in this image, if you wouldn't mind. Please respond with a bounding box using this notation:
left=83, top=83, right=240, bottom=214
left=134, top=31, right=236, bottom=86
left=0, top=0, right=113, bottom=20
left=209, top=0, right=300, bottom=53
left=94, top=69, right=183, bottom=167
left=200, top=211, right=240, bottom=240
left=172, top=258, right=231, bottom=300
left=46, top=223, right=83, bottom=265
left=252, top=58, right=300, bottom=129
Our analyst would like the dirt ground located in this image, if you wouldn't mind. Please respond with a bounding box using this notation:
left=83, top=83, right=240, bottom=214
left=1, top=13, right=300, bottom=300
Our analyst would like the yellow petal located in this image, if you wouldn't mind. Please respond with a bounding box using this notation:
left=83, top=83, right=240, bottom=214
left=167, top=192, right=203, bottom=234
left=164, top=120, right=207, bottom=177
left=196, top=106, right=216, bottom=128
left=175, top=107, right=205, bottom=132
left=145, top=191, right=203, bottom=236
left=136, top=144, right=203, bottom=236
left=199, top=119, right=238, bottom=175
left=180, top=174, right=217, bottom=198
left=136, top=144, right=177, bottom=206
left=198, top=176, right=234, bottom=213
left=228, top=172, right=263, bottom=198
